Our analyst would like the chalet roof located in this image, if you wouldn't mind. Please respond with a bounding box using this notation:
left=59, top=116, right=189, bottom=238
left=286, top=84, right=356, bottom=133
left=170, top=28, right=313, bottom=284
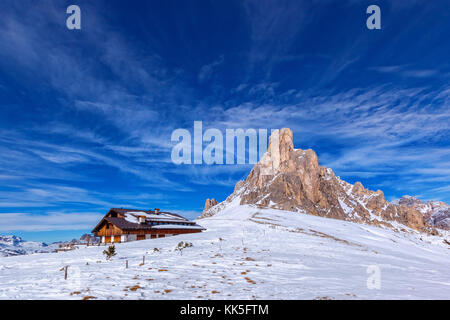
left=110, top=208, right=189, bottom=221
left=91, top=208, right=205, bottom=233
left=105, top=217, right=154, bottom=230
left=104, top=217, right=204, bottom=231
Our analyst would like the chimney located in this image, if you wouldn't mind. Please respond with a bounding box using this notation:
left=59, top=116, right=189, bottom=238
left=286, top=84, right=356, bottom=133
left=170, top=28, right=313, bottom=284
left=138, top=216, right=146, bottom=224
left=154, top=208, right=160, bottom=214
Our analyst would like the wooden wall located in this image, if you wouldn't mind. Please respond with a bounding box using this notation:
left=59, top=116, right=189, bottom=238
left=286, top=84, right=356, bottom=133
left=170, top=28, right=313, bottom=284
left=95, top=221, right=202, bottom=238
left=96, top=223, right=123, bottom=237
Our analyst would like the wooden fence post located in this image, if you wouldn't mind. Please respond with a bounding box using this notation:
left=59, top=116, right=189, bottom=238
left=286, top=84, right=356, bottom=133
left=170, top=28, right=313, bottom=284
left=142, top=256, right=145, bottom=265
left=126, top=260, right=128, bottom=269
left=64, top=266, right=68, bottom=280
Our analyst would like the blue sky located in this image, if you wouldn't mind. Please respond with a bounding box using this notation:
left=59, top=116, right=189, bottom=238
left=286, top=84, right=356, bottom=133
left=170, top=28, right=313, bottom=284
left=0, top=0, right=449, bottom=242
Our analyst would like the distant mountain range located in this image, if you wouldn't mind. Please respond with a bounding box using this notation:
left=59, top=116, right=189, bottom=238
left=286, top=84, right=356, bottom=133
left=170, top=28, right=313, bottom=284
left=0, top=235, right=54, bottom=257
left=0, top=234, right=100, bottom=257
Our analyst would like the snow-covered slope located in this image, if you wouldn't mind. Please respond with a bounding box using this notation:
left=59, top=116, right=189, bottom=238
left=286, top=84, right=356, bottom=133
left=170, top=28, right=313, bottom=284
left=0, top=235, right=54, bottom=257
left=0, top=204, right=449, bottom=300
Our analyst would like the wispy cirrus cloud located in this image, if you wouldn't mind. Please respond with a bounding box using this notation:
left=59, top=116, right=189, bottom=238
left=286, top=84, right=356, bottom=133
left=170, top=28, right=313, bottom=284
left=0, top=212, right=104, bottom=232
left=198, top=55, right=225, bottom=83
left=370, top=65, right=439, bottom=78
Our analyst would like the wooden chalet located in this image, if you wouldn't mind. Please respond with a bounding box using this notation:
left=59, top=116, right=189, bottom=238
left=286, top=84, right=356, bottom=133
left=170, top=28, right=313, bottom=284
left=92, top=208, right=205, bottom=244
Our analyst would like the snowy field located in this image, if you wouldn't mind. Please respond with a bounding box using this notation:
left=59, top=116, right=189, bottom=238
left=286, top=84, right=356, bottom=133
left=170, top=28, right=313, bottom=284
left=0, top=204, right=449, bottom=300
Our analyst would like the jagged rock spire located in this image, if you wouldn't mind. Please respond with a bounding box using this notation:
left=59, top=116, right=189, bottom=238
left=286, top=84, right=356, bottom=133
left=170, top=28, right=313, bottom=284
left=203, top=198, right=218, bottom=213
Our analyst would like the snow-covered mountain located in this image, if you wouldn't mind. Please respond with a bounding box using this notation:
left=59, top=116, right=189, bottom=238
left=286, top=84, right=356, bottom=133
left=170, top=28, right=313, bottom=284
left=393, top=196, right=450, bottom=230
left=0, top=233, right=102, bottom=258
left=0, top=235, right=53, bottom=257
left=202, top=128, right=448, bottom=234
left=0, top=235, right=22, bottom=247
left=0, top=203, right=448, bottom=299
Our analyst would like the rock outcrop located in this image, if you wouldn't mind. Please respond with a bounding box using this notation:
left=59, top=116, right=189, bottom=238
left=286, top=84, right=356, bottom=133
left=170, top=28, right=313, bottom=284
left=203, top=198, right=218, bottom=214
left=393, top=196, right=450, bottom=230
left=201, top=128, right=446, bottom=234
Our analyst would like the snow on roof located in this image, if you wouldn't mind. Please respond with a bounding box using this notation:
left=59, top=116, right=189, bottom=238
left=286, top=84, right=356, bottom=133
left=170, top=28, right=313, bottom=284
left=151, top=224, right=205, bottom=230
left=124, top=211, right=187, bottom=224
left=124, top=214, right=139, bottom=224
left=105, top=208, right=200, bottom=231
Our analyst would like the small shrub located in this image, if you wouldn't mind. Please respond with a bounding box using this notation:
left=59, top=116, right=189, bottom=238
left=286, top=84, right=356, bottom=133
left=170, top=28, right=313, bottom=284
left=175, top=241, right=193, bottom=256
left=245, top=277, right=256, bottom=284
left=129, top=285, right=141, bottom=292
left=103, top=245, right=117, bottom=260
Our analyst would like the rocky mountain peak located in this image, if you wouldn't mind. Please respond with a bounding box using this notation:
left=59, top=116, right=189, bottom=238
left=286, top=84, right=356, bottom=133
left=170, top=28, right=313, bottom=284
left=258, top=128, right=319, bottom=176
left=395, top=195, right=424, bottom=207
left=200, top=129, right=447, bottom=234
left=203, top=198, right=218, bottom=213
left=393, top=196, right=450, bottom=230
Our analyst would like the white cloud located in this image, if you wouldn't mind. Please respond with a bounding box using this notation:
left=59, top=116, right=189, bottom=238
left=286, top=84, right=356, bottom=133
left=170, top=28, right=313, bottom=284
left=370, top=65, right=439, bottom=78
left=198, top=55, right=224, bottom=83
left=0, top=212, right=104, bottom=232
